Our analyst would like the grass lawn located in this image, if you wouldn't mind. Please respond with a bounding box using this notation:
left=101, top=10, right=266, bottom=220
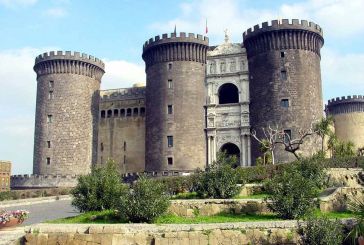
left=47, top=209, right=355, bottom=224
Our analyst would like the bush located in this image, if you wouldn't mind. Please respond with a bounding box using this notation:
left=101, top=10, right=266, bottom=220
left=119, top=176, right=170, bottom=223
left=266, top=162, right=322, bottom=219
left=194, top=152, right=241, bottom=199
left=298, top=216, right=344, bottom=245
left=71, top=161, right=127, bottom=212
left=152, top=175, right=198, bottom=195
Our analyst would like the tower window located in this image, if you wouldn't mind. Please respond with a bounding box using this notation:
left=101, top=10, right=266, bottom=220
left=167, top=157, right=173, bottom=165
left=47, top=141, right=51, bottom=148
left=281, top=99, right=289, bottom=108
left=100, top=142, right=104, bottom=152
left=46, top=157, right=51, bottom=165
left=280, top=70, right=287, bottom=80
left=168, top=79, right=173, bottom=89
left=47, top=115, right=52, bottom=123
left=280, top=51, right=285, bottom=58
left=168, top=63, right=172, bottom=70
left=124, top=141, right=126, bottom=151
left=167, top=105, right=173, bottom=114
left=167, top=136, right=173, bottom=147
left=284, top=129, right=292, bottom=144
left=114, top=109, right=119, bottom=117
left=49, top=81, right=54, bottom=88
left=48, top=91, right=54, bottom=100
left=101, top=110, right=106, bottom=118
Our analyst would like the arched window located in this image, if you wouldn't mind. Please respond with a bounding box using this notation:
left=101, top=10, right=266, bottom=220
left=114, top=109, right=119, bottom=117
left=126, top=108, right=132, bottom=117
left=107, top=110, right=112, bottom=118
left=218, top=83, right=239, bottom=104
left=101, top=110, right=106, bottom=118
left=140, top=107, right=145, bottom=116
left=133, top=108, right=139, bottom=116
left=120, top=109, right=125, bottom=117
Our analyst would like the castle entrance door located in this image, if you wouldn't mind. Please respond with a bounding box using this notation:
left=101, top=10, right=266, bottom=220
left=220, top=143, right=240, bottom=167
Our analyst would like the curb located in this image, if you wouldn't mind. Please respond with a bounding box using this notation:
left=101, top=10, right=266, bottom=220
left=0, top=195, right=71, bottom=208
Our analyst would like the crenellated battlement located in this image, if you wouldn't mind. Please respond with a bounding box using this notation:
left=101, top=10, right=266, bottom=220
left=243, top=19, right=323, bottom=39
left=100, top=87, right=146, bottom=101
left=326, top=95, right=364, bottom=115
left=143, top=32, right=208, bottom=51
left=243, top=19, right=324, bottom=58
left=35, top=51, right=105, bottom=69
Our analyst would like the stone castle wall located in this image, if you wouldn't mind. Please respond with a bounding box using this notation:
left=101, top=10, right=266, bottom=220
left=97, top=87, right=146, bottom=173
left=243, top=19, right=324, bottom=163
left=33, top=51, right=104, bottom=176
left=0, top=160, right=11, bottom=192
left=143, top=33, right=209, bottom=172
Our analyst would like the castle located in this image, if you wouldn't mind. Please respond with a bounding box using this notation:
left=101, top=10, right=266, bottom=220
left=10, top=19, right=364, bottom=188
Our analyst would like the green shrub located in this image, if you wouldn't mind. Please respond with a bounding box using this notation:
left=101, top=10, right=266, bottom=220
left=195, top=152, right=241, bottom=199
left=119, top=176, right=170, bottom=223
left=152, top=175, right=198, bottom=195
left=71, top=161, right=127, bottom=212
left=266, top=163, right=321, bottom=219
left=0, top=191, right=15, bottom=201
left=298, top=216, right=344, bottom=245
left=346, top=196, right=364, bottom=244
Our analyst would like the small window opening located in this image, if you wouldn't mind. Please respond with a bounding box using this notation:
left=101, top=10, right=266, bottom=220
left=133, top=108, right=139, bottom=116
left=49, top=81, right=54, bottom=88
left=281, top=70, right=287, bottom=80
left=168, top=63, right=172, bottom=70
left=114, top=109, right=119, bottom=117
left=162, top=171, right=168, bottom=176
left=126, top=108, right=132, bottom=117
left=167, top=105, right=173, bottom=114
left=280, top=99, right=289, bottom=108
left=48, top=91, right=54, bottom=100
left=120, top=109, right=125, bottom=117
left=167, top=136, right=173, bottom=147
left=280, top=51, right=285, bottom=58
left=124, top=141, right=126, bottom=151
left=47, top=141, right=51, bottom=148
left=167, top=157, right=173, bottom=165
left=47, top=115, right=52, bottom=123
left=284, top=129, right=292, bottom=144
left=100, top=143, right=104, bottom=152
left=168, top=79, right=173, bottom=89
left=101, top=110, right=106, bottom=118
left=107, top=110, right=112, bottom=118
left=140, top=107, right=145, bottom=116
left=46, top=157, right=51, bottom=165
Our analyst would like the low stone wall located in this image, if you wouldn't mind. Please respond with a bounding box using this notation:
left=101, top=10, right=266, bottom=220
left=320, top=186, right=364, bottom=212
left=23, top=222, right=300, bottom=245
left=326, top=168, right=363, bottom=187
left=239, top=183, right=265, bottom=196
left=169, top=199, right=270, bottom=217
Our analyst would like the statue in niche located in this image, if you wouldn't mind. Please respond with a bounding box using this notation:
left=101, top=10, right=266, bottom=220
left=220, top=61, right=226, bottom=73
left=240, top=60, right=245, bottom=71
left=210, top=62, right=216, bottom=74
left=230, top=60, right=236, bottom=72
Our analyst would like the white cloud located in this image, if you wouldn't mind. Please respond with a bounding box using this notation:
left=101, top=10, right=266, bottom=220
left=0, top=0, right=37, bottom=7
left=44, top=7, right=67, bottom=18
left=102, top=60, right=145, bottom=89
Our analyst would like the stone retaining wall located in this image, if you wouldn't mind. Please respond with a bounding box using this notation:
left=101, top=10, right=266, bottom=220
left=23, top=222, right=300, bottom=245
left=320, top=186, right=364, bottom=212
left=326, top=168, right=363, bottom=187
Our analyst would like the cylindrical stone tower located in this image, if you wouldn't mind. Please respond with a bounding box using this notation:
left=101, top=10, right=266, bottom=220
left=142, top=32, right=208, bottom=172
left=33, top=51, right=105, bottom=175
left=243, top=19, right=324, bottom=163
left=326, top=95, right=364, bottom=150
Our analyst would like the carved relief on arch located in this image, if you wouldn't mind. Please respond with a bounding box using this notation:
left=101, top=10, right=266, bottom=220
left=216, top=135, right=241, bottom=150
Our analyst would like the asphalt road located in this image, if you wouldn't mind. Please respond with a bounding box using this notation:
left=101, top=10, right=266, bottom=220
left=2, top=199, right=79, bottom=225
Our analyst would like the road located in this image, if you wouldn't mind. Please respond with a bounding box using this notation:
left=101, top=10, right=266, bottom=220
left=2, top=199, right=79, bottom=225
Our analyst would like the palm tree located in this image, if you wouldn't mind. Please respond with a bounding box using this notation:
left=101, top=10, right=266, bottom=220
left=314, top=116, right=334, bottom=152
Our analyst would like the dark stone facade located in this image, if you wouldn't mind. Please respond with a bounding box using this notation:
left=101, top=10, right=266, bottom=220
left=243, top=19, right=324, bottom=163
left=142, top=33, right=209, bottom=171
left=33, top=51, right=105, bottom=175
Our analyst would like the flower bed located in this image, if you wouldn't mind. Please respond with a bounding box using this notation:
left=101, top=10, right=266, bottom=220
left=0, top=209, right=29, bottom=229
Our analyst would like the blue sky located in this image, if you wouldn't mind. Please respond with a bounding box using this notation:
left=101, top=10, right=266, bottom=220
left=0, top=0, right=363, bottom=174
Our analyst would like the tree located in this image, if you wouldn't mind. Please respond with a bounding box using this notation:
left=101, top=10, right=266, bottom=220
left=251, top=125, right=281, bottom=164
left=314, top=116, right=334, bottom=152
